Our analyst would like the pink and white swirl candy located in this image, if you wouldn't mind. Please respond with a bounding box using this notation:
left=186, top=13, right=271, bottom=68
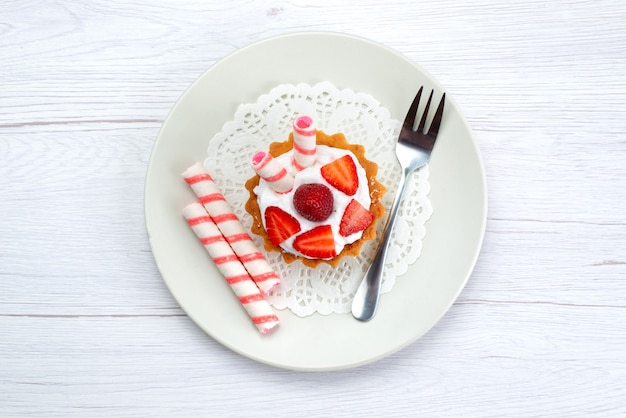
left=182, top=163, right=280, bottom=294
left=291, top=115, right=317, bottom=171
left=251, top=151, right=294, bottom=194
left=182, top=202, right=279, bottom=334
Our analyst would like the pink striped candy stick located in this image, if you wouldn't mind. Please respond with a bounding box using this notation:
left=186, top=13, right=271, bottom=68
left=292, top=115, right=317, bottom=171
left=251, top=151, right=294, bottom=194
left=182, top=163, right=281, bottom=294
left=182, top=202, right=279, bottom=334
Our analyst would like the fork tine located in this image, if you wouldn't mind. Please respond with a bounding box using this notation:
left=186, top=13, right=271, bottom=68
left=427, top=93, right=446, bottom=137
left=403, top=86, right=423, bottom=129
left=417, top=90, right=434, bottom=133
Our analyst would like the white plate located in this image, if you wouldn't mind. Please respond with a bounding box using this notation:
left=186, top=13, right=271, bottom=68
left=145, top=32, right=487, bottom=371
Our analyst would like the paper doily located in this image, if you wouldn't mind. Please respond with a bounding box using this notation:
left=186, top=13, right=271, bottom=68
left=205, top=82, right=432, bottom=317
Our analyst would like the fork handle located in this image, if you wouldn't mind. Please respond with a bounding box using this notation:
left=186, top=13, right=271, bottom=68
left=351, top=171, right=408, bottom=321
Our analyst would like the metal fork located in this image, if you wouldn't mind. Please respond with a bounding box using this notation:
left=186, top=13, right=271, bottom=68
left=352, top=87, right=446, bottom=321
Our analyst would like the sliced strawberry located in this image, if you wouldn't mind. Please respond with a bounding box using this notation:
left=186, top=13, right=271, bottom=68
left=320, top=154, right=358, bottom=196
left=264, top=206, right=301, bottom=246
left=293, top=225, right=337, bottom=259
left=339, top=199, right=374, bottom=237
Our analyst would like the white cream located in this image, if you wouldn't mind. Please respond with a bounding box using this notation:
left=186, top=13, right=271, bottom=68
left=253, top=145, right=371, bottom=259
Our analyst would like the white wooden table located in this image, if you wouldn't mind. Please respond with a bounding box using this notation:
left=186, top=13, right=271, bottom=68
left=2, top=1, right=625, bottom=416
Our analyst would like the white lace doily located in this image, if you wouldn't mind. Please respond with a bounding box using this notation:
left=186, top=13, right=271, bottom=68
left=205, top=82, right=432, bottom=317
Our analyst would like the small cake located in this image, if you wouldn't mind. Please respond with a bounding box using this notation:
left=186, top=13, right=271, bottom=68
left=245, top=115, right=386, bottom=268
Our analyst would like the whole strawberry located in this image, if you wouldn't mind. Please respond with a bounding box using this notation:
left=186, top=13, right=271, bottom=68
left=293, top=183, right=334, bottom=222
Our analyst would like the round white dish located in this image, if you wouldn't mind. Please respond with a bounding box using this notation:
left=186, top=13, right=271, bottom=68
left=144, top=32, right=487, bottom=371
